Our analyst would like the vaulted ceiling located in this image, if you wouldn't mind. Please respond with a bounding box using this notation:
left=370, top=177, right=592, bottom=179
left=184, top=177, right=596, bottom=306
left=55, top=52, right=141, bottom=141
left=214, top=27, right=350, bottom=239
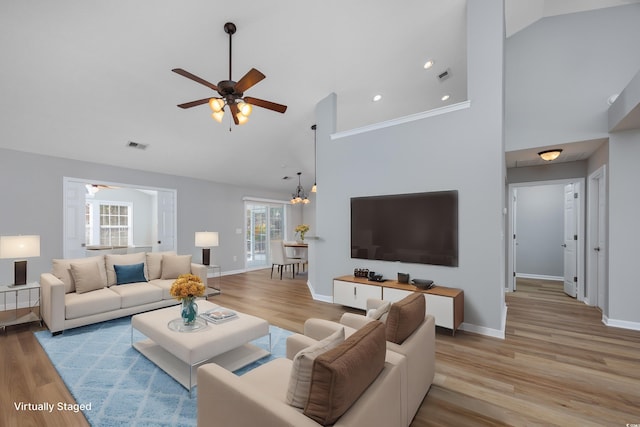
left=1, top=1, right=637, bottom=192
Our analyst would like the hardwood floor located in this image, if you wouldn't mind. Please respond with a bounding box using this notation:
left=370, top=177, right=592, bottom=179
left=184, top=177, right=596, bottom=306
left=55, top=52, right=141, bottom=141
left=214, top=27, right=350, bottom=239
left=1, top=273, right=639, bottom=426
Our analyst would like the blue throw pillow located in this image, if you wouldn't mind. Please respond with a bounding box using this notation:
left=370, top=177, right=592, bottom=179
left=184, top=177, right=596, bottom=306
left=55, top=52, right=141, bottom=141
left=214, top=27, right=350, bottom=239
left=114, top=263, right=147, bottom=285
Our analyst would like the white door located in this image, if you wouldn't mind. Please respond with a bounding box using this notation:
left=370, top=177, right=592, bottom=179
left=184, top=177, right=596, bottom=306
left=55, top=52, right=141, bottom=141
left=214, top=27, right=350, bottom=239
left=156, top=190, right=176, bottom=252
left=64, top=179, right=89, bottom=259
left=593, top=171, right=607, bottom=310
left=563, top=184, right=577, bottom=297
left=511, top=189, right=518, bottom=291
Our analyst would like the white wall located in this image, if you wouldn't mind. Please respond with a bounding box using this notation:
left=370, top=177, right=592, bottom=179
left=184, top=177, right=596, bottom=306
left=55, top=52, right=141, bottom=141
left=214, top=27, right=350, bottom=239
left=313, top=1, right=506, bottom=335
left=0, top=148, right=287, bottom=285
left=515, top=185, right=564, bottom=278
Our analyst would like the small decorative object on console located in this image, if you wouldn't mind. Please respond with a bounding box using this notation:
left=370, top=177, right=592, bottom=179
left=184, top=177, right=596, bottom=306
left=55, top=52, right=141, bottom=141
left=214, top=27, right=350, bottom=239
left=411, top=279, right=434, bottom=289
left=397, top=272, right=410, bottom=284
left=354, top=268, right=370, bottom=278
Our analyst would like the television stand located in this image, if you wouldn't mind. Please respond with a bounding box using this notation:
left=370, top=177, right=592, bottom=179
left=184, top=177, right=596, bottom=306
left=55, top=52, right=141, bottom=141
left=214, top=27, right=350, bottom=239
left=333, top=275, right=463, bottom=335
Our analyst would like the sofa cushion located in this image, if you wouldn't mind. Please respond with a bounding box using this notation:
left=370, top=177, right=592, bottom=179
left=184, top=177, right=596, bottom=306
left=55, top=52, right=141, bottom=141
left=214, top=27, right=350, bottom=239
left=105, top=253, right=147, bottom=286
left=109, top=282, right=163, bottom=308
left=385, top=292, right=425, bottom=345
left=146, top=251, right=177, bottom=280
left=149, top=279, right=177, bottom=300
left=70, top=261, right=106, bottom=294
left=52, top=255, right=107, bottom=294
left=65, top=288, right=122, bottom=319
left=286, top=327, right=345, bottom=408
left=161, top=254, right=192, bottom=279
left=114, top=263, right=148, bottom=285
left=304, top=321, right=386, bottom=425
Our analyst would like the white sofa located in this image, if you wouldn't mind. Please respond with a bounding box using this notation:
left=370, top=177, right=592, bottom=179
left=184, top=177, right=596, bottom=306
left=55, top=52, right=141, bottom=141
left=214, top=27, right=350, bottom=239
left=40, top=251, right=207, bottom=334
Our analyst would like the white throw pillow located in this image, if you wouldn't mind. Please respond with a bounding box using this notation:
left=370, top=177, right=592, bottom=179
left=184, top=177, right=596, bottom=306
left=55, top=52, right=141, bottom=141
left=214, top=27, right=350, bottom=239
left=161, top=254, right=192, bottom=279
left=52, top=255, right=107, bottom=293
left=366, top=301, right=391, bottom=321
left=70, top=262, right=105, bottom=294
left=145, top=251, right=176, bottom=280
left=286, top=327, right=345, bottom=409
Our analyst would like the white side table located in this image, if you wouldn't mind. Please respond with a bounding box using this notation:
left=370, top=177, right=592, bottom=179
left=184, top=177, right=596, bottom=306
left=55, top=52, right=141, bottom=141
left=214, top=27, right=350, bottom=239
left=205, top=265, right=222, bottom=297
left=0, top=282, right=41, bottom=332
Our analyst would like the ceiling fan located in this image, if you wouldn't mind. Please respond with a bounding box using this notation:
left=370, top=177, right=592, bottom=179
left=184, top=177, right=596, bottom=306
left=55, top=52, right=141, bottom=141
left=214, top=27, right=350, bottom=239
left=172, top=22, right=287, bottom=125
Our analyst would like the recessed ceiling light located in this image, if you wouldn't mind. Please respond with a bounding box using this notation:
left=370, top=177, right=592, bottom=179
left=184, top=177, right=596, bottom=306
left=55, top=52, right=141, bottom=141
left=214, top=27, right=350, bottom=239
left=441, top=94, right=450, bottom=101
left=372, top=94, right=382, bottom=102
left=423, top=59, right=434, bottom=69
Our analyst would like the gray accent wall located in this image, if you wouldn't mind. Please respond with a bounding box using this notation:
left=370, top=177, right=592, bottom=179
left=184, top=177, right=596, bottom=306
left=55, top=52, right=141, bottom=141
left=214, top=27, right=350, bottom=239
left=515, top=185, right=564, bottom=278
left=505, top=4, right=640, bottom=151
left=0, top=148, right=286, bottom=285
left=312, top=1, right=506, bottom=334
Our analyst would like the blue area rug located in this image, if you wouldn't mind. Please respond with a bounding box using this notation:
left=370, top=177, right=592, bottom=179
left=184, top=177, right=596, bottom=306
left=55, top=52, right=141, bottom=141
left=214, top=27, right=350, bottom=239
left=34, top=316, right=292, bottom=427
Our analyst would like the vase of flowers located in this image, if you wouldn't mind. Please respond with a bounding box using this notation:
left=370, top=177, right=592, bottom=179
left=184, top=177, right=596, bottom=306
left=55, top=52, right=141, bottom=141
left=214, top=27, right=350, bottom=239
left=295, top=224, right=310, bottom=243
left=170, top=274, right=206, bottom=325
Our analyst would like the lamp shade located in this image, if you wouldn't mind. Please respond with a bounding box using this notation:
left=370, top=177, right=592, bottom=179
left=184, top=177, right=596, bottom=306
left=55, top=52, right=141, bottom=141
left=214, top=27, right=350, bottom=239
left=0, top=235, right=41, bottom=259
left=195, top=232, right=219, bottom=248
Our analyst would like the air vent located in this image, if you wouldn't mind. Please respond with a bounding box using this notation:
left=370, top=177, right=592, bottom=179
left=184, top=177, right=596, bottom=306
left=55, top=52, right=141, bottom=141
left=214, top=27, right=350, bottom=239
left=437, top=68, right=451, bottom=82
left=127, top=141, right=148, bottom=150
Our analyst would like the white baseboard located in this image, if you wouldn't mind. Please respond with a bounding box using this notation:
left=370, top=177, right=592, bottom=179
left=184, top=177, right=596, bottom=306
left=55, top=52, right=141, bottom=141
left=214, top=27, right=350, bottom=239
left=602, top=315, right=640, bottom=331
left=516, top=273, right=563, bottom=282
left=460, top=322, right=505, bottom=340
left=307, top=283, right=333, bottom=304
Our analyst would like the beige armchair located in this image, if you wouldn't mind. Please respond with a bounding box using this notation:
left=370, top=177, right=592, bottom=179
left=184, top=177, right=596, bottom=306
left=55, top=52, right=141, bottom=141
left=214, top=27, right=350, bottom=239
left=303, top=293, right=436, bottom=426
left=197, top=321, right=406, bottom=427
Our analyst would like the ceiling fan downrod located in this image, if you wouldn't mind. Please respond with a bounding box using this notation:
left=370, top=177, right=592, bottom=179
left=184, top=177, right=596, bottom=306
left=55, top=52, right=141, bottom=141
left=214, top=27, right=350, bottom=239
left=224, top=22, right=236, bottom=81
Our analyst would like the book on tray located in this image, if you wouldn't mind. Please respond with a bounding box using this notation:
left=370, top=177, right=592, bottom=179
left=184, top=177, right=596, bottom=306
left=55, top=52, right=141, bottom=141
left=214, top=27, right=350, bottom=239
left=200, top=307, right=238, bottom=323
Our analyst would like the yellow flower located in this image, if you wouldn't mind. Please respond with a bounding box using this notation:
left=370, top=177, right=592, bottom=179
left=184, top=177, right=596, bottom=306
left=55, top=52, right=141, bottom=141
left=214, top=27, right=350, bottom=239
left=170, top=274, right=206, bottom=300
left=295, top=224, right=310, bottom=234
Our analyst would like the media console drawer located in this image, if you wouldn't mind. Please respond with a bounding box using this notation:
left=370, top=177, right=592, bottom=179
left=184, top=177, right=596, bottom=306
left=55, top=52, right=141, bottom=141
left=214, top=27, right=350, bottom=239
left=333, top=275, right=464, bottom=335
left=333, top=280, right=382, bottom=310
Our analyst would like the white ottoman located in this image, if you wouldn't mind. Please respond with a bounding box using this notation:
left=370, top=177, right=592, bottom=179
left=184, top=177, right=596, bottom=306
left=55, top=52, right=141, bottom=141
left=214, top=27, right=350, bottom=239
left=131, top=300, right=270, bottom=395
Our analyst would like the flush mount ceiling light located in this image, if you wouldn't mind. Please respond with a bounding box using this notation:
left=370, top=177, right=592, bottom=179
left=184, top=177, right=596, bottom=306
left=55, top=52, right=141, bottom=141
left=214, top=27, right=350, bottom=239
left=372, top=94, right=382, bottom=102
left=423, top=59, right=434, bottom=69
left=441, top=94, right=450, bottom=101
left=538, top=149, right=563, bottom=161
left=290, top=172, right=310, bottom=204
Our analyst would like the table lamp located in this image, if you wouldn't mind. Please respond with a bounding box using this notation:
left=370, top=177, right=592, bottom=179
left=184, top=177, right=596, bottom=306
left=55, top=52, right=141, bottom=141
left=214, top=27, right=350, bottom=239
left=195, top=232, right=219, bottom=266
left=0, top=235, right=41, bottom=285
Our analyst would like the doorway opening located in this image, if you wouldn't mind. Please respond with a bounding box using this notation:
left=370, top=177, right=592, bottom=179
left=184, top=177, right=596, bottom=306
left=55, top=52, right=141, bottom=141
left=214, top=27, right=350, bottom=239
left=244, top=201, right=287, bottom=269
left=507, top=178, right=585, bottom=301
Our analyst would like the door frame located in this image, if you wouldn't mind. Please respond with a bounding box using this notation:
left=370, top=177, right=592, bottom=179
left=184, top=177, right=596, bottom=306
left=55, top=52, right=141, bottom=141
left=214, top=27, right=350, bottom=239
left=243, top=197, right=290, bottom=270
left=63, top=177, right=177, bottom=258
left=586, top=165, right=607, bottom=309
left=507, top=178, right=585, bottom=301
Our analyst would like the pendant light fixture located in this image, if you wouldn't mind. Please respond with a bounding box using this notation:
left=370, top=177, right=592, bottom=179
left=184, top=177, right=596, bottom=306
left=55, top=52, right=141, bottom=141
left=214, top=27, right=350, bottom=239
left=538, top=149, right=563, bottom=162
left=291, top=172, right=310, bottom=204
left=311, top=124, right=317, bottom=193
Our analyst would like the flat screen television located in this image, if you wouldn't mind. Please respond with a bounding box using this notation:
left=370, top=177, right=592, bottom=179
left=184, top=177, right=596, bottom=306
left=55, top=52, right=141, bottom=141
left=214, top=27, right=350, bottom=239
left=350, top=190, right=458, bottom=267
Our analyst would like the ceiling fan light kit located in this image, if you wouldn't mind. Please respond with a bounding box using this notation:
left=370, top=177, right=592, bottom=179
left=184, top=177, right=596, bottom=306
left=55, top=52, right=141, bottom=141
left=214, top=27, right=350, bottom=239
left=173, top=22, right=287, bottom=126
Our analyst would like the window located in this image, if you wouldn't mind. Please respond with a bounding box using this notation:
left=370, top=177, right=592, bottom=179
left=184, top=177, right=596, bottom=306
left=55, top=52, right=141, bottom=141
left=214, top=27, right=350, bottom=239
left=85, top=201, right=133, bottom=246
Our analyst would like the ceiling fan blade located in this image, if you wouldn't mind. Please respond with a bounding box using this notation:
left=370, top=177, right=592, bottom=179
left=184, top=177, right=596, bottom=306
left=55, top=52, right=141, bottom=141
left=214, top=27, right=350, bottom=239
left=177, top=98, right=211, bottom=109
left=172, top=68, right=219, bottom=92
left=244, top=97, right=288, bottom=114
left=229, top=103, right=240, bottom=125
left=234, top=68, right=266, bottom=94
